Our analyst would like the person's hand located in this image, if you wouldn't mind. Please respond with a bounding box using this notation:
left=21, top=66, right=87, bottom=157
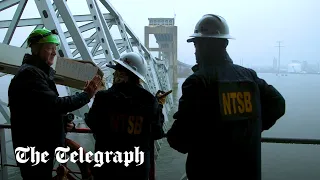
left=66, top=122, right=75, bottom=132
left=84, top=75, right=102, bottom=98
left=156, top=90, right=166, bottom=105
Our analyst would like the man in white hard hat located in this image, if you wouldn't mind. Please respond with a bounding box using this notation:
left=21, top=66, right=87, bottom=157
left=166, top=14, right=286, bottom=180
left=85, top=52, right=167, bottom=180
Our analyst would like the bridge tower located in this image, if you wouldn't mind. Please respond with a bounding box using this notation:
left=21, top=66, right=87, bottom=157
left=144, top=18, right=178, bottom=88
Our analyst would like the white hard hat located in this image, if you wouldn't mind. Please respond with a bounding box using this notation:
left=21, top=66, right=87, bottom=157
left=187, top=14, right=234, bottom=43
left=106, top=52, right=147, bottom=83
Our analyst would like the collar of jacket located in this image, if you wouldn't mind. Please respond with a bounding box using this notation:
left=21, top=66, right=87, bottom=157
left=22, top=54, right=56, bottom=77
left=198, top=50, right=233, bottom=68
left=113, top=82, right=143, bottom=89
left=192, top=51, right=233, bottom=72
left=191, top=64, right=199, bottom=72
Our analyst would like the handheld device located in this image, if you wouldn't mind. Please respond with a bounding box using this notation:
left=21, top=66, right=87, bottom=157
left=158, top=90, right=172, bottom=98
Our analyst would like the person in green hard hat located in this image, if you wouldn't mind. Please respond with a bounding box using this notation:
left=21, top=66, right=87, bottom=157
left=8, top=28, right=102, bottom=180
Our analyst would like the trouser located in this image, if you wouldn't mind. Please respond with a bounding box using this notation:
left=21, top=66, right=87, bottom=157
left=65, top=138, right=92, bottom=179
left=92, top=151, right=151, bottom=180
left=18, top=160, right=54, bottom=180
left=14, top=146, right=55, bottom=180
left=185, top=156, right=261, bottom=180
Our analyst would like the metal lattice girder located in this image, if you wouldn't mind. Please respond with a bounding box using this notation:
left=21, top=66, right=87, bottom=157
left=0, top=0, right=20, bottom=12
left=0, top=14, right=114, bottom=28
left=85, top=0, right=117, bottom=62
left=34, top=0, right=90, bottom=119
left=2, top=0, right=27, bottom=44
left=0, top=99, right=9, bottom=124
left=0, top=0, right=174, bottom=125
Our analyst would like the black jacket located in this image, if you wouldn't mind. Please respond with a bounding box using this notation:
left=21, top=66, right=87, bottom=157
left=166, top=52, right=285, bottom=180
left=8, top=54, right=91, bottom=151
left=85, top=83, right=164, bottom=179
left=85, top=82, right=165, bottom=152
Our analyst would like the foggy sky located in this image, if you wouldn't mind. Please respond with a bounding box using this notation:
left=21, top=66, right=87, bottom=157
left=107, top=0, right=320, bottom=67
left=1, top=0, right=320, bottom=67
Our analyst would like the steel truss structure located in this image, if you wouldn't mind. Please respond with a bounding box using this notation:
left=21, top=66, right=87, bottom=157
left=0, top=0, right=174, bottom=178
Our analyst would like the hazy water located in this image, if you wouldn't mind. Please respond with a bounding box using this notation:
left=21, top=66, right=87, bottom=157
left=156, top=74, right=320, bottom=180
left=1, top=73, right=320, bottom=179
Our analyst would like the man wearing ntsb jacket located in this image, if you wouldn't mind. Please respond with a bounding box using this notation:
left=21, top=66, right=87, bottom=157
left=85, top=52, right=166, bottom=180
left=166, top=14, right=286, bottom=180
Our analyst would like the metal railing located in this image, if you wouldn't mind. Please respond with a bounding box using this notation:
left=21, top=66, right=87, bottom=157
left=0, top=124, right=92, bottom=180
left=179, top=136, right=320, bottom=180
left=0, top=124, right=167, bottom=180
left=2, top=123, right=320, bottom=180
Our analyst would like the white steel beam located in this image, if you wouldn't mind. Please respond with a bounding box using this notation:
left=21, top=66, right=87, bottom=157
left=71, top=31, right=97, bottom=57
left=86, top=0, right=113, bottom=63
left=34, top=0, right=72, bottom=57
left=54, top=0, right=93, bottom=60
left=97, top=1, right=169, bottom=103
left=0, top=0, right=20, bottom=12
left=64, top=22, right=95, bottom=39
left=94, top=0, right=120, bottom=59
left=0, top=14, right=114, bottom=28
left=0, top=99, right=9, bottom=124
left=0, top=127, right=8, bottom=180
left=114, top=15, right=133, bottom=53
left=99, top=1, right=134, bottom=54
left=34, top=0, right=89, bottom=119
left=68, top=38, right=135, bottom=49
left=0, top=0, right=175, bottom=162
left=98, top=0, right=119, bottom=17
left=0, top=18, right=43, bottom=28
left=0, top=0, right=174, bottom=109
left=91, top=41, right=100, bottom=55
left=3, top=0, right=28, bottom=45
left=126, top=24, right=152, bottom=58
left=53, top=0, right=99, bottom=119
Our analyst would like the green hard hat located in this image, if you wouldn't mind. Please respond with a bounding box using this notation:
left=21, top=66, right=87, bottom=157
left=27, top=28, right=60, bottom=47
